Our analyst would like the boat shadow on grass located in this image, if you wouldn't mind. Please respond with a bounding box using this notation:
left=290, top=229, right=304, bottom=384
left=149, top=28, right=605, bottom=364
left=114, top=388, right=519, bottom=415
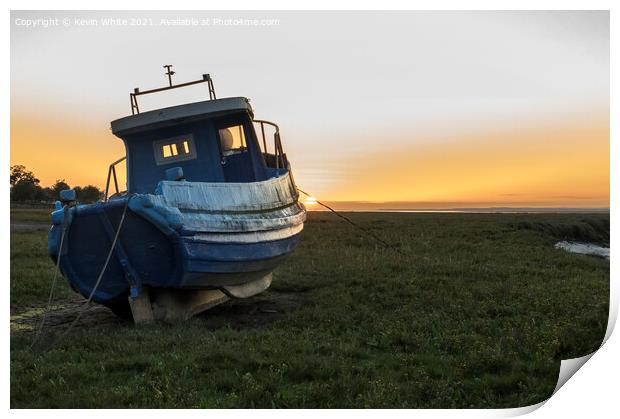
left=10, top=290, right=307, bottom=335
left=197, top=291, right=307, bottom=330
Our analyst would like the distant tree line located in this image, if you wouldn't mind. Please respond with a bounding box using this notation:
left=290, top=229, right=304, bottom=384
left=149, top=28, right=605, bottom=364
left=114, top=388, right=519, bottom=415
left=10, top=165, right=103, bottom=204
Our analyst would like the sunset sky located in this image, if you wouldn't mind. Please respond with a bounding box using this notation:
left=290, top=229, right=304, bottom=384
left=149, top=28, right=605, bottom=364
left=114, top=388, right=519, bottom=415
left=11, top=11, right=609, bottom=208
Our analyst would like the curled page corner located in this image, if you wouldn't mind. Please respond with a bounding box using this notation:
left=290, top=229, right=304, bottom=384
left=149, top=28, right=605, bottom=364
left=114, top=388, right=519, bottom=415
left=500, top=304, right=616, bottom=416
left=548, top=306, right=615, bottom=401
left=497, top=353, right=597, bottom=417
left=548, top=280, right=618, bottom=399
left=553, top=353, right=595, bottom=395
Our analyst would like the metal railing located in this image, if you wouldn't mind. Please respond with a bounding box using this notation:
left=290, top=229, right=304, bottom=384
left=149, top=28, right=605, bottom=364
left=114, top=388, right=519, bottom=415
left=253, top=120, right=286, bottom=170
left=104, top=156, right=126, bottom=201
left=130, top=70, right=216, bottom=115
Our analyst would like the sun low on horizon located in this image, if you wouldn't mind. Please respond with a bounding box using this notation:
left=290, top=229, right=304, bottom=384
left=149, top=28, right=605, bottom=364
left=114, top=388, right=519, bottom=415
left=10, top=11, right=609, bottom=209
left=303, top=196, right=318, bottom=206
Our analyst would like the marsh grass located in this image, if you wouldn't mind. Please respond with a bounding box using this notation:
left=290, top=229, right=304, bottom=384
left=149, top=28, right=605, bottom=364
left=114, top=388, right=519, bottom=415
left=10, top=211, right=609, bottom=408
left=10, top=208, right=52, bottom=224
left=513, top=217, right=610, bottom=246
left=10, top=229, right=73, bottom=308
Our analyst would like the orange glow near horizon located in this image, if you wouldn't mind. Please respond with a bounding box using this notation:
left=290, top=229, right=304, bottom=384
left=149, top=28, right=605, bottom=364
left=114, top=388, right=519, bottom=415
left=296, top=115, right=610, bottom=208
left=10, top=111, right=609, bottom=209
left=308, top=115, right=610, bottom=208
left=10, top=113, right=127, bottom=190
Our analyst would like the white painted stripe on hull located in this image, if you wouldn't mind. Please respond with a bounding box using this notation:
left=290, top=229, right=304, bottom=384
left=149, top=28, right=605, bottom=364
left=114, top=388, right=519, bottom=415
left=179, top=204, right=306, bottom=233
left=155, top=171, right=298, bottom=212
left=192, top=223, right=304, bottom=243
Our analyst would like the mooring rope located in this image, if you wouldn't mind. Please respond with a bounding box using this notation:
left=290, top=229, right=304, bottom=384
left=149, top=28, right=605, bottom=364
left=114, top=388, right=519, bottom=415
left=32, top=195, right=132, bottom=352
left=29, top=205, right=70, bottom=349
left=296, top=188, right=406, bottom=256
left=55, top=196, right=132, bottom=342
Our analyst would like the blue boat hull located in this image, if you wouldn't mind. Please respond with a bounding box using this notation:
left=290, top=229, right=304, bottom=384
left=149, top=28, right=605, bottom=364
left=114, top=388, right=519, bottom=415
left=49, top=198, right=303, bottom=305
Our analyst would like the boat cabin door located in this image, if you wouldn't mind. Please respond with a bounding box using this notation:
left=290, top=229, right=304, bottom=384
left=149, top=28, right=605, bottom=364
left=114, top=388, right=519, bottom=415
left=217, top=122, right=255, bottom=182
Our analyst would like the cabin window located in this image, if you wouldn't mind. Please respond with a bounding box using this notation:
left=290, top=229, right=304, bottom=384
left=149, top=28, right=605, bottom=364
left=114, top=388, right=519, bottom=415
left=153, top=135, right=197, bottom=165
left=218, top=125, right=247, bottom=156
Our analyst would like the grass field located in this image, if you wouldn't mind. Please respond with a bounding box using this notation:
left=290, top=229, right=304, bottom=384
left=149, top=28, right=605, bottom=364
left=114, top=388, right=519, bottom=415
left=10, top=210, right=609, bottom=408
left=10, top=208, right=54, bottom=224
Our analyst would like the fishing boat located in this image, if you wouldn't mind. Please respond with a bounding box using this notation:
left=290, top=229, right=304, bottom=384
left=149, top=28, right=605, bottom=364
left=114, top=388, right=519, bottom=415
left=48, top=67, right=306, bottom=323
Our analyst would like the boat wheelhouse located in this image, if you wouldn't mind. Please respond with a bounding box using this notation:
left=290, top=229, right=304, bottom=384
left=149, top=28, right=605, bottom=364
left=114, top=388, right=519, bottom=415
left=48, top=68, right=306, bottom=322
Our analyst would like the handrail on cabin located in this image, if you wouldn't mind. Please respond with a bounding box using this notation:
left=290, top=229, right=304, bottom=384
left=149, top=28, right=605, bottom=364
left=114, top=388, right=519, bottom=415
left=104, top=156, right=126, bottom=201
left=129, top=67, right=217, bottom=115
left=253, top=119, right=285, bottom=170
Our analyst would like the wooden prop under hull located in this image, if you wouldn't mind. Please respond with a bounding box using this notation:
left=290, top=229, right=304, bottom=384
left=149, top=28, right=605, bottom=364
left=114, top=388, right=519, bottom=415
left=128, top=274, right=272, bottom=324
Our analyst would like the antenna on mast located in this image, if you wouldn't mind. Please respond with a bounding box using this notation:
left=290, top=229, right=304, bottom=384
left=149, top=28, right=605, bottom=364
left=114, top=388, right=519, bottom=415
left=163, top=65, right=175, bottom=87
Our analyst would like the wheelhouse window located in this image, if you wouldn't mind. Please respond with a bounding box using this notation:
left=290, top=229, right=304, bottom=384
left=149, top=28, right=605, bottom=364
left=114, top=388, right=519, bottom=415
left=218, top=125, right=247, bottom=157
left=153, top=135, right=197, bottom=165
